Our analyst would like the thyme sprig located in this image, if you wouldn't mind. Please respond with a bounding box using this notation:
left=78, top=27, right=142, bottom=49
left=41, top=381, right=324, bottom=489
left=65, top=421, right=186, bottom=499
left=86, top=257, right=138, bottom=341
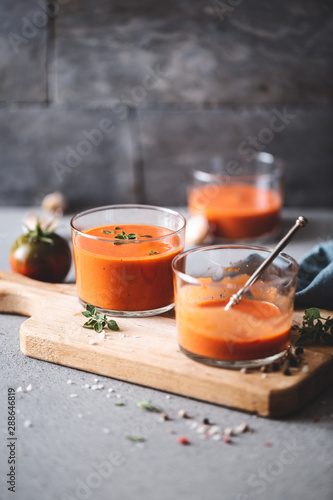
left=136, top=398, right=160, bottom=412
left=82, top=304, right=120, bottom=333
left=126, top=435, right=145, bottom=443
left=292, top=308, right=333, bottom=346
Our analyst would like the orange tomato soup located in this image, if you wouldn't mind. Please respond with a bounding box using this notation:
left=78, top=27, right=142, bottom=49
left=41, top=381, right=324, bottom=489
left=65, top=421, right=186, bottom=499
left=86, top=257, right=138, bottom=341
left=176, top=285, right=291, bottom=361
left=188, top=184, right=282, bottom=239
left=73, top=224, right=183, bottom=311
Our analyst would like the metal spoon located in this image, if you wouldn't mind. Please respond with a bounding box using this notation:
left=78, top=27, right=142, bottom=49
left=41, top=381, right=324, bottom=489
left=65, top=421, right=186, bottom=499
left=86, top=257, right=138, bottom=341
left=224, top=216, right=308, bottom=311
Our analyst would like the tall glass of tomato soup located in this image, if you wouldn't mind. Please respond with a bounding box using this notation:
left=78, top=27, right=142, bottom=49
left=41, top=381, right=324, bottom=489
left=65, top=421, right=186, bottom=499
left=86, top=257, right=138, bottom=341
left=187, top=152, right=285, bottom=241
left=172, top=245, right=298, bottom=368
left=71, top=205, right=186, bottom=317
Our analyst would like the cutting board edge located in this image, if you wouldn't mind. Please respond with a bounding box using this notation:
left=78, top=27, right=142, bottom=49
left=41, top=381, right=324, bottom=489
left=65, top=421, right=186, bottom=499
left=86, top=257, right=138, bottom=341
left=20, top=329, right=304, bottom=418
left=267, top=354, right=333, bottom=418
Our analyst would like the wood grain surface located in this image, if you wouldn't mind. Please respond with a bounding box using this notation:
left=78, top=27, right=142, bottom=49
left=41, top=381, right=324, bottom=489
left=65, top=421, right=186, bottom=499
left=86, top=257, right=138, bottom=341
left=1, top=270, right=332, bottom=417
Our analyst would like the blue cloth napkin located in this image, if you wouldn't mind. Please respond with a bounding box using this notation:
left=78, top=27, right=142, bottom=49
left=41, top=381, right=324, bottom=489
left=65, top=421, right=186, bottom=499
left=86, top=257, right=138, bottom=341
left=295, top=240, right=333, bottom=310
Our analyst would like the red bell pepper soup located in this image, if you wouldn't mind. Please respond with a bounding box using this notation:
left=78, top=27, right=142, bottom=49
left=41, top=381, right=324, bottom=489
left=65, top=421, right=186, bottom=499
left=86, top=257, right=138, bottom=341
left=188, top=184, right=282, bottom=239
left=73, top=224, right=184, bottom=312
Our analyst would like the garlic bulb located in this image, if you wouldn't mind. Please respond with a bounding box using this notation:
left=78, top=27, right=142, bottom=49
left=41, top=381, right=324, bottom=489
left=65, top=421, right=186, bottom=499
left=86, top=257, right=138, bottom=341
left=185, top=214, right=211, bottom=245
left=41, top=192, right=67, bottom=215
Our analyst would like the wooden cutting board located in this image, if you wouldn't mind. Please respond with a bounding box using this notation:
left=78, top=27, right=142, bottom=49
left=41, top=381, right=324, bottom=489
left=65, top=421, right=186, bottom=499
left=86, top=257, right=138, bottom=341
left=1, top=270, right=332, bottom=418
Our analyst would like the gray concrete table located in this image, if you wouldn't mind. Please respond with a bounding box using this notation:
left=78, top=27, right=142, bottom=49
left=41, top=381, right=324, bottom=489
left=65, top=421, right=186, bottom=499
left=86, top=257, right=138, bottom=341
left=0, top=207, right=332, bottom=500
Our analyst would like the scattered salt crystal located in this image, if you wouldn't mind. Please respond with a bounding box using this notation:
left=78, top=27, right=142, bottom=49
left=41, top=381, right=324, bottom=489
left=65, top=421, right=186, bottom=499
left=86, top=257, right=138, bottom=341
left=212, top=434, right=222, bottom=441
left=89, top=340, right=97, bottom=345
left=165, top=395, right=171, bottom=399
left=196, top=424, right=208, bottom=434
left=97, top=384, right=104, bottom=390
left=106, top=394, right=111, bottom=399
left=240, top=367, right=248, bottom=374
left=69, top=394, right=78, bottom=398
left=103, top=428, right=110, bottom=434
left=302, top=365, right=309, bottom=373
left=67, top=380, right=73, bottom=385
left=84, top=384, right=90, bottom=389
left=91, top=385, right=98, bottom=390
left=207, top=425, right=221, bottom=436
left=23, top=420, right=32, bottom=428
left=26, top=384, right=32, bottom=392
left=94, top=378, right=99, bottom=382
left=116, top=394, right=121, bottom=398
left=119, top=334, right=124, bottom=340
left=178, top=409, right=187, bottom=418
left=108, top=388, right=114, bottom=393
left=234, top=422, right=249, bottom=434
left=224, top=427, right=233, bottom=436
left=261, top=373, right=267, bottom=379
left=16, top=387, right=23, bottom=393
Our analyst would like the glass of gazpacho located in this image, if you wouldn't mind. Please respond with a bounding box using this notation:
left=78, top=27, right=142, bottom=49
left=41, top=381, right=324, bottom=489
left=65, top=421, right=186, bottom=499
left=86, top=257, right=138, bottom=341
left=172, top=245, right=298, bottom=368
left=187, top=152, right=285, bottom=241
left=71, top=205, right=186, bottom=316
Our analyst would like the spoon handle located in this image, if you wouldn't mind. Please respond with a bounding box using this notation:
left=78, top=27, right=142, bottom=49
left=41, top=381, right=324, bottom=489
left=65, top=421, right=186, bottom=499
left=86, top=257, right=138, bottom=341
left=224, top=216, right=308, bottom=311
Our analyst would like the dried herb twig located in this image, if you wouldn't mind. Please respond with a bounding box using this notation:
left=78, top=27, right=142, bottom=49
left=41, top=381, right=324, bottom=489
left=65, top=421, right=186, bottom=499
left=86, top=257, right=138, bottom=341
left=292, top=308, right=333, bottom=346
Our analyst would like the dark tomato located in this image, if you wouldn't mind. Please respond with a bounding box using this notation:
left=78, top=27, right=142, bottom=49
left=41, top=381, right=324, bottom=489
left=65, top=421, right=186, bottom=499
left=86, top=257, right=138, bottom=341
left=10, top=232, right=72, bottom=283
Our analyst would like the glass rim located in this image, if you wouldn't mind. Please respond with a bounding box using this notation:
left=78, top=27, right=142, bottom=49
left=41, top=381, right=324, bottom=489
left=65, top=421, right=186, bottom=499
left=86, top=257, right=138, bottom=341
left=193, top=152, right=285, bottom=184
left=172, top=244, right=299, bottom=286
left=70, top=204, right=186, bottom=243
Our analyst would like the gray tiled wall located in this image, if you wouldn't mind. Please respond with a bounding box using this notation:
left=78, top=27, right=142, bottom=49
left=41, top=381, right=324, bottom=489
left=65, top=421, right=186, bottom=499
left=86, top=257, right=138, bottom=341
left=1, top=0, right=332, bottom=209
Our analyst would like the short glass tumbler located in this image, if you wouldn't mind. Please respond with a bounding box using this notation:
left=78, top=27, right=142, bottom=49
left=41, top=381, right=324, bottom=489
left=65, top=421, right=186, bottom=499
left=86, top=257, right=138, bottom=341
left=71, top=204, right=186, bottom=317
left=187, top=152, right=285, bottom=241
left=172, top=245, right=298, bottom=368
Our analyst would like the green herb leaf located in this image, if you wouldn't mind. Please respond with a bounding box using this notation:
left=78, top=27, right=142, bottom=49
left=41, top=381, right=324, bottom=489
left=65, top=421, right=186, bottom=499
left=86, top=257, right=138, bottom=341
left=126, top=435, right=145, bottom=443
left=114, top=241, right=125, bottom=245
left=114, top=234, right=126, bottom=240
left=293, top=308, right=333, bottom=346
left=115, top=227, right=121, bottom=230
left=136, top=398, right=160, bottom=412
left=141, top=235, right=152, bottom=238
left=305, top=308, right=321, bottom=321
left=149, top=250, right=158, bottom=255
left=127, top=233, right=137, bottom=239
left=102, top=230, right=115, bottom=234
left=107, top=320, right=120, bottom=331
left=115, top=402, right=125, bottom=407
left=83, top=318, right=96, bottom=329
left=82, top=310, right=92, bottom=318
left=86, top=304, right=97, bottom=315
left=94, top=321, right=104, bottom=333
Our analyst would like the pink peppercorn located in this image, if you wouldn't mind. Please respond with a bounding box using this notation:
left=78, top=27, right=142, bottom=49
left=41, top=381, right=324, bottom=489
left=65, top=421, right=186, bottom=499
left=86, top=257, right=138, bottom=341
left=264, top=442, right=273, bottom=447
left=222, top=436, right=232, bottom=444
left=177, top=437, right=190, bottom=445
